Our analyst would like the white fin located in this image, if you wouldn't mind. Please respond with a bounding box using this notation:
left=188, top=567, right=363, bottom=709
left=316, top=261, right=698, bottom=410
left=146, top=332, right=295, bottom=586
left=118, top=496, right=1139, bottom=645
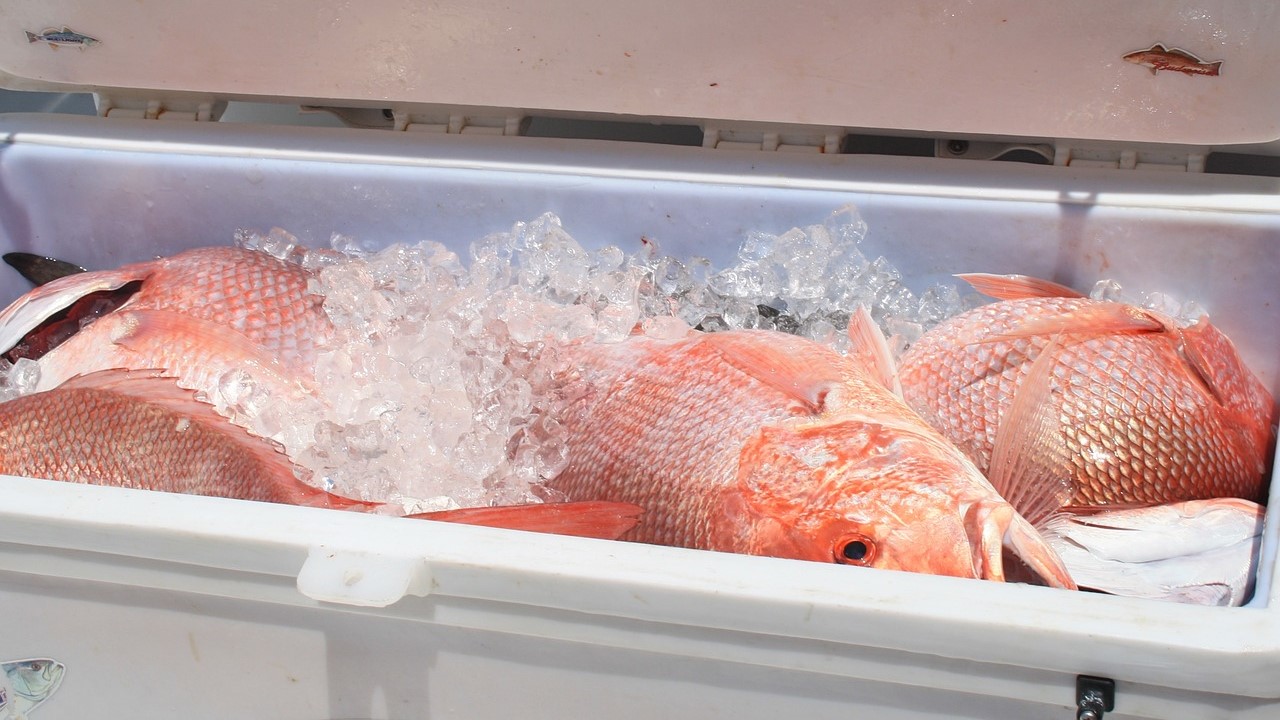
left=0, top=266, right=148, bottom=354
left=845, top=306, right=902, bottom=396
left=986, top=338, right=1075, bottom=527
left=1043, top=499, right=1264, bottom=606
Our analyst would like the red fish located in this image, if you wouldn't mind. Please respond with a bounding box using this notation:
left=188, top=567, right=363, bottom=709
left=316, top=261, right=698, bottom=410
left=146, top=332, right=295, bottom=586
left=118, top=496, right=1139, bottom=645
left=0, top=368, right=640, bottom=540
left=898, top=274, right=1275, bottom=515
left=549, top=311, right=1075, bottom=587
left=0, top=247, right=329, bottom=397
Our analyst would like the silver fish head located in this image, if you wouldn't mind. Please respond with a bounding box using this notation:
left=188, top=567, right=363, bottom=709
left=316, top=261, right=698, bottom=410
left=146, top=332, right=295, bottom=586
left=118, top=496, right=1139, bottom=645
left=1, top=657, right=65, bottom=716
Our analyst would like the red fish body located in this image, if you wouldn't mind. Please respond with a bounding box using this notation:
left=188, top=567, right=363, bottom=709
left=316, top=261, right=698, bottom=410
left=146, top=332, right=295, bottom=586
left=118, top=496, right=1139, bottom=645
left=549, top=321, right=1075, bottom=587
left=0, top=368, right=640, bottom=539
left=0, top=369, right=348, bottom=506
left=0, top=247, right=329, bottom=396
left=899, top=274, right=1275, bottom=510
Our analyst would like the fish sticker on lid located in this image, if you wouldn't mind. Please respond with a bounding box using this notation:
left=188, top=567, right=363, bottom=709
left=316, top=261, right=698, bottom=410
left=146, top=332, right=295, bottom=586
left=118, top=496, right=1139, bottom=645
left=23, top=27, right=99, bottom=50
left=1123, top=43, right=1222, bottom=77
left=0, top=658, right=64, bottom=719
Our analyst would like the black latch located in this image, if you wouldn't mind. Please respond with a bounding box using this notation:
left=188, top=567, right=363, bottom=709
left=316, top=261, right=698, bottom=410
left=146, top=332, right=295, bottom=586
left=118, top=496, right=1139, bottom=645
left=1076, top=675, right=1116, bottom=720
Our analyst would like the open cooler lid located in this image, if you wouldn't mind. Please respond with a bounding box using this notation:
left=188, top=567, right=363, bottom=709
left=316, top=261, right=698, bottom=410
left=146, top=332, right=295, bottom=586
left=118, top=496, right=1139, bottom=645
left=2, top=1, right=1279, bottom=151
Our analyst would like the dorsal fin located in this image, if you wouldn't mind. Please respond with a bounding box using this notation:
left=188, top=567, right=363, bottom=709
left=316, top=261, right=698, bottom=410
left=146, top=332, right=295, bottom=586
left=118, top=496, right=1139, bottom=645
left=845, top=306, right=901, bottom=396
left=985, top=339, right=1075, bottom=528
left=702, top=330, right=844, bottom=412
left=958, top=273, right=1085, bottom=300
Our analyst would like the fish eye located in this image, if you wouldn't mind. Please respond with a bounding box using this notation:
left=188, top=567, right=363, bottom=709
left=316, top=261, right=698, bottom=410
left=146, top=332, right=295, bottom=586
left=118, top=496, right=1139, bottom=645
left=834, top=534, right=876, bottom=566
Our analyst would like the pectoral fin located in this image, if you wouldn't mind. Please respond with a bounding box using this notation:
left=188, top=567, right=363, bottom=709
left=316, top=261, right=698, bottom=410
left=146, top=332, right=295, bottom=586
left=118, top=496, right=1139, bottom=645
left=986, top=338, right=1075, bottom=527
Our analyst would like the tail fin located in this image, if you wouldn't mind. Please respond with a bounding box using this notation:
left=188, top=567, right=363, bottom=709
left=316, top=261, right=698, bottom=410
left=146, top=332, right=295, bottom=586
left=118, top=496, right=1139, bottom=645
left=412, top=501, right=642, bottom=540
left=26, top=31, right=40, bottom=44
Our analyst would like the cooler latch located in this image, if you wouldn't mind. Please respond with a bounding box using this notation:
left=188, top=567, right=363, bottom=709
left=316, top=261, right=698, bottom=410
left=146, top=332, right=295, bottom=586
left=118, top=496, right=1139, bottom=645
left=703, top=125, right=844, bottom=153
left=1075, top=675, right=1116, bottom=720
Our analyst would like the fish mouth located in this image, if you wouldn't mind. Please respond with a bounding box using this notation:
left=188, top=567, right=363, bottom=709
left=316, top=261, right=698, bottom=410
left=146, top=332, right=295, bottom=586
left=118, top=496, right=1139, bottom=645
left=967, top=499, right=1076, bottom=589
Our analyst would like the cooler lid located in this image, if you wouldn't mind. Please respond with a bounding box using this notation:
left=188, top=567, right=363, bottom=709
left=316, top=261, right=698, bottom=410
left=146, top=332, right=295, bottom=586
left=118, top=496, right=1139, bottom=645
left=1, top=1, right=1278, bottom=148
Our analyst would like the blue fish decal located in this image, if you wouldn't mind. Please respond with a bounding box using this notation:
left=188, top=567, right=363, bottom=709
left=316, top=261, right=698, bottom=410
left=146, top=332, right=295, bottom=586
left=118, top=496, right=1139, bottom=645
left=0, top=658, right=65, bottom=718
left=24, top=27, right=99, bottom=49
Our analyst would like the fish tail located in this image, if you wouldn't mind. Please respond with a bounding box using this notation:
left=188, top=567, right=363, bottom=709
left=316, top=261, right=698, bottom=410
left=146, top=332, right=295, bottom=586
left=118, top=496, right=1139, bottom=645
left=1208, top=61, right=1223, bottom=76
left=26, top=31, right=40, bottom=43
left=411, top=500, right=642, bottom=540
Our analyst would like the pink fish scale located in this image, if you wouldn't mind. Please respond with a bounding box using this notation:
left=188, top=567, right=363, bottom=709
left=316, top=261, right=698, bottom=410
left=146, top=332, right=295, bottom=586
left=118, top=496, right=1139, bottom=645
left=553, top=337, right=806, bottom=549
left=901, top=294, right=1270, bottom=510
left=0, top=385, right=292, bottom=501
left=1055, top=335, right=1249, bottom=505
left=128, top=248, right=330, bottom=369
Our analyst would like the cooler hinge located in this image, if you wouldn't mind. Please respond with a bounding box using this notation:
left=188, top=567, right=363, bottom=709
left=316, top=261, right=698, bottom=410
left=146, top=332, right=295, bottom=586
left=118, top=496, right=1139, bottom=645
left=936, top=138, right=1206, bottom=172
left=390, top=110, right=528, bottom=135
left=95, top=96, right=226, bottom=122
left=303, top=106, right=529, bottom=135
left=703, top=125, right=844, bottom=153
left=1052, top=142, right=1207, bottom=172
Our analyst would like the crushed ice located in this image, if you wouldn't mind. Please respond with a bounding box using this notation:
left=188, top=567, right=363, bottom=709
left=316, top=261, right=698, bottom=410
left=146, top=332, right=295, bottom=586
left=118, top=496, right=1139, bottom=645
left=1089, top=279, right=1205, bottom=327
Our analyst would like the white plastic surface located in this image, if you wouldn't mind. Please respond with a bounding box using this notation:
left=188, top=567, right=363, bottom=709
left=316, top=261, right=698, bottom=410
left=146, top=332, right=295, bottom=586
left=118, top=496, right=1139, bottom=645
left=3, top=1, right=1280, bottom=147
left=0, top=115, right=1279, bottom=719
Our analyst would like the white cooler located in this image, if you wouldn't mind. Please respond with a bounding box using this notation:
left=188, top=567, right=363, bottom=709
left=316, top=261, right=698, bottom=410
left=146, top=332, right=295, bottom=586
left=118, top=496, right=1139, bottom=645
left=1, top=2, right=1279, bottom=718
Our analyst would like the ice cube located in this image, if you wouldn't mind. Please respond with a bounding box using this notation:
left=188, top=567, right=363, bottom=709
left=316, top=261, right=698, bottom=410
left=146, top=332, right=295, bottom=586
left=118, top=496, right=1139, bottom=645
left=642, top=316, right=692, bottom=340
left=654, top=257, right=692, bottom=296
left=1091, top=279, right=1126, bottom=302
left=7, top=358, right=40, bottom=396
left=596, top=302, right=641, bottom=343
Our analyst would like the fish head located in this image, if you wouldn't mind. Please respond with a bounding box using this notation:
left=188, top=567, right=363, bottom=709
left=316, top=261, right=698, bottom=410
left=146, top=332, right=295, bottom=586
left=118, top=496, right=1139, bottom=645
left=2, top=657, right=65, bottom=709
left=729, top=417, right=1076, bottom=588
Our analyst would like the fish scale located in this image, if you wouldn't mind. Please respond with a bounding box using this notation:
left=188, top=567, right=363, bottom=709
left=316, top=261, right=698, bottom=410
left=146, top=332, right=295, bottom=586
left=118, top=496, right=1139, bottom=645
left=4, top=247, right=333, bottom=400
left=547, top=326, right=1075, bottom=587
left=122, top=248, right=329, bottom=368
left=0, top=371, right=319, bottom=504
left=900, top=292, right=1272, bottom=509
left=553, top=337, right=798, bottom=548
